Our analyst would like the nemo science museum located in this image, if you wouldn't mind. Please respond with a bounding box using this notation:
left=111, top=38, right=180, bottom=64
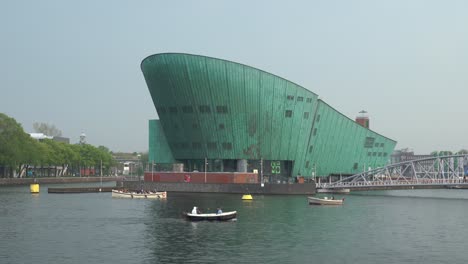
left=141, top=53, right=396, bottom=183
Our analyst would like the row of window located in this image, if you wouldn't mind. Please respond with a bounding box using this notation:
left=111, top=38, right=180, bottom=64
left=287, top=95, right=314, bottom=103
left=364, top=138, right=385, bottom=148
left=308, top=145, right=387, bottom=157
left=172, top=142, right=233, bottom=150
left=285, top=110, right=314, bottom=119
left=284, top=111, right=322, bottom=121
left=173, top=123, right=226, bottom=129
left=158, top=105, right=229, bottom=114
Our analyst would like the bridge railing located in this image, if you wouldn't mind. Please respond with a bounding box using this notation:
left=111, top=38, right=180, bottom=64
left=317, top=178, right=467, bottom=189
left=317, top=154, right=468, bottom=189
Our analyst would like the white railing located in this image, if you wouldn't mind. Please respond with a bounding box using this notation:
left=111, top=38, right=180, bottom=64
left=318, top=155, right=468, bottom=189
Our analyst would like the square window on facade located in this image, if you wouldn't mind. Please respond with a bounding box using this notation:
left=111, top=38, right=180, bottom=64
left=303, top=112, right=309, bottom=119
left=169, top=106, right=178, bottom=113
left=316, top=114, right=321, bottom=122
left=364, top=137, right=375, bottom=148
left=285, top=110, right=292, bottom=117
left=313, top=128, right=317, bottom=136
left=182, top=106, right=193, bottom=113
left=309, top=145, right=313, bottom=153
left=207, top=142, right=217, bottom=149
left=218, top=123, right=225, bottom=130
left=222, top=142, right=232, bottom=149
left=216, top=105, right=228, bottom=113
left=199, top=105, right=211, bottom=113
left=297, top=96, right=304, bottom=102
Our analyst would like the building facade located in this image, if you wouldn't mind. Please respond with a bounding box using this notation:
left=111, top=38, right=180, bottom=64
left=142, top=53, right=396, bottom=179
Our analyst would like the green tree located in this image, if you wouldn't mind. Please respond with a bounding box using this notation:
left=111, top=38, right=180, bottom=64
left=431, top=150, right=454, bottom=156
left=0, top=113, right=39, bottom=177
left=140, top=152, right=149, bottom=172
left=97, top=145, right=114, bottom=175
left=457, top=149, right=468, bottom=155
left=1, top=113, right=116, bottom=178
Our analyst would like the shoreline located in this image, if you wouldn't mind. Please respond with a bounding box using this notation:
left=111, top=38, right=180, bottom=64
left=0, top=176, right=122, bottom=186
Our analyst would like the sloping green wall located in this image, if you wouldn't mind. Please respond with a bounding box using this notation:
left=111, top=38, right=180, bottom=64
left=148, top=120, right=174, bottom=164
left=301, top=100, right=396, bottom=176
left=142, top=53, right=396, bottom=177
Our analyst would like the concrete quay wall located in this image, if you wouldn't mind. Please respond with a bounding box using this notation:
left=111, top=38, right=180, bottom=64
left=122, top=181, right=316, bottom=195
left=0, top=177, right=120, bottom=186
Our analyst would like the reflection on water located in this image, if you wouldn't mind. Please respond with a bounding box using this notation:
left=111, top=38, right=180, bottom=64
left=1, top=186, right=468, bottom=264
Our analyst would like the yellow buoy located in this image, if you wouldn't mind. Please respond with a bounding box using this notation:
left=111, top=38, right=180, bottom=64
left=30, top=183, right=40, bottom=193
left=242, top=194, right=253, bottom=200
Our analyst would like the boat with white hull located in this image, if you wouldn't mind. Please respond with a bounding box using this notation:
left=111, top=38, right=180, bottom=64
left=111, top=189, right=167, bottom=199
left=183, top=211, right=237, bottom=221
left=308, top=196, right=344, bottom=205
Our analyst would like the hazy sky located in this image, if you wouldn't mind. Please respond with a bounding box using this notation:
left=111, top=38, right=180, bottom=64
left=2, top=0, right=468, bottom=154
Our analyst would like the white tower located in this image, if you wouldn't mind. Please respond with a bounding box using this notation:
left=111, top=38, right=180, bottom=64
left=79, top=132, right=87, bottom=144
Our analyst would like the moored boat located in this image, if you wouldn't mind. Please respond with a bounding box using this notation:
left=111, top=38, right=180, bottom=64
left=308, top=196, right=344, bottom=205
left=111, top=189, right=167, bottom=199
left=183, top=211, right=237, bottom=221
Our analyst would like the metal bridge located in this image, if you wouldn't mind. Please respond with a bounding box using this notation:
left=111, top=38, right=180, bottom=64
left=316, top=155, right=468, bottom=190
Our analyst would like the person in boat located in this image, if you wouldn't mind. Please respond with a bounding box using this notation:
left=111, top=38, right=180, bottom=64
left=192, top=206, right=201, bottom=214
left=216, top=207, right=223, bottom=214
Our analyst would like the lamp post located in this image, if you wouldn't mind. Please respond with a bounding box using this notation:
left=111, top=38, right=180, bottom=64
left=204, top=157, right=207, bottom=183
left=137, top=154, right=141, bottom=190
left=260, top=158, right=264, bottom=186
left=100, top=159, right=102, bottom=189
left=151, top=161, right=154, bottom=182
left=313, top=163, right=318, bottom=185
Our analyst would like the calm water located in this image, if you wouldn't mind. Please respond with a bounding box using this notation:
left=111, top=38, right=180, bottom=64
left=1, top=184, right=468, bottom=264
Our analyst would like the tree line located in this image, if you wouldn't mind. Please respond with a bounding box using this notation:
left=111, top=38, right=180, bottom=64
left=430, top=150, right=468, bottom=156
left=0, top=113, right=114, bottom=178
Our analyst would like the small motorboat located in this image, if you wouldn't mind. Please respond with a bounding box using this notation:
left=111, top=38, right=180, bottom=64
left=183, top=211, right=237, bottom=221
left=308, top=196, right=344, bottom=205
left=111, top=189, right=167, bottom=199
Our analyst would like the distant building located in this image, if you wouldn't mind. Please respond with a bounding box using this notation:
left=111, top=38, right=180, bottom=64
left=112, top=152, right=141, bottom=176
left=391, top=149, right=432, bottom=164
left=79, top=132, right=86, bottom=144
left=51, top=136, right=70, bottom=144
left=355, top=110, right=370, bottom=128
left=391, top=149, right=434, bottom=177
left=29, top=133, right=53, bottom=140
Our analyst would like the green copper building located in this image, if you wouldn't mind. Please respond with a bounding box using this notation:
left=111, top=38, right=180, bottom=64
left=141, top=53, right=396, bottom=179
